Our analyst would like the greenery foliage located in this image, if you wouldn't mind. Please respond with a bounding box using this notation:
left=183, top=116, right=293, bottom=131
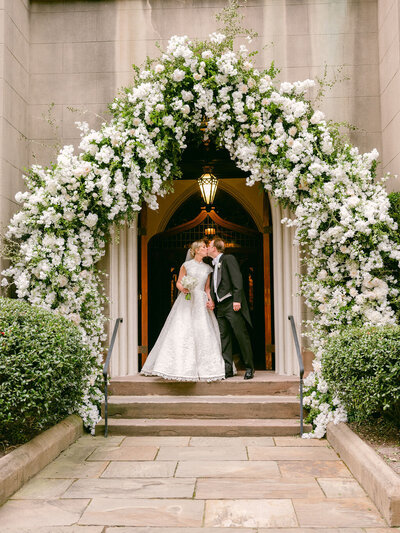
left=385, top=192, right=400, bottom=322
left=0, top=297, right=95, bottom=445
left=321, top=325, right=400, bottom=425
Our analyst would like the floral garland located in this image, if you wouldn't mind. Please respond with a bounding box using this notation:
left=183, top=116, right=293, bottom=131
left=2, top=33, right=400, bottom=436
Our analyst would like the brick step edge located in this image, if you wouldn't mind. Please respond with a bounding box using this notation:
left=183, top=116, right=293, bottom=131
left=106, top=395, right=299, bottom=403
left=95, top=418, right=310, bottom=437
left=102, top=395, right=301, bottom=419
left=109, top=381, right=300, bottom=396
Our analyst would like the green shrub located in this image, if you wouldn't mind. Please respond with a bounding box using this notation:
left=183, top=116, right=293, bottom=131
left=0, top=297, right=94, bottom=445
left=322, top=325, right=400, bottom=425
left=386, top=192, right=400, bottom=322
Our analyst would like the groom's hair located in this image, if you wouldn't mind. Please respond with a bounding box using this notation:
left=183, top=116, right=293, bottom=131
left=213, top=236, right=225, bottom=252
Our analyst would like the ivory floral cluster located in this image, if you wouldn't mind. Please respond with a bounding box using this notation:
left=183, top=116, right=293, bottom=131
left=2, top=33, right=400, bottom=436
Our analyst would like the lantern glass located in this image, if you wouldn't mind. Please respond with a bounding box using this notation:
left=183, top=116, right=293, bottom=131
left=198, top=172, right=218, bottom=205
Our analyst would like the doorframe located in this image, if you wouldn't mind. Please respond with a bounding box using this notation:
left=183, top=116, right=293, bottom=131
left=139, top=200, right=274, bottom=369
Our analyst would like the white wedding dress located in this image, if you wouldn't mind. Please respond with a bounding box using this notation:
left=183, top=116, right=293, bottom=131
left=141, top=259, right=225, bottom=381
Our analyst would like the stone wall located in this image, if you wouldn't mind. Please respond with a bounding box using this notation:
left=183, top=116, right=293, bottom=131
left=378, top=0, right=400, bottom=192
left=0, top=0, right=29, bottom=274
left=28, top=0, right=383, bottom=165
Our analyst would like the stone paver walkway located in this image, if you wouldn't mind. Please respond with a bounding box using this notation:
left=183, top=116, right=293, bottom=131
left=0, top=435, right=398, bottom=532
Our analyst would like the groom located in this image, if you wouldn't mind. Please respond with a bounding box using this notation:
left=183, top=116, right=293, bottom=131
left=207, top=237, right=255, bottom=380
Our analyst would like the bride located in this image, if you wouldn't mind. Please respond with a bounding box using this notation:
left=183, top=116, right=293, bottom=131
left=141, top=240, right=225, bottom=381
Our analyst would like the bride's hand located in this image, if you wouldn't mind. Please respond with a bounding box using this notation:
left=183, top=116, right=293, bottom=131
left=181, top=288, right=189, bottom=294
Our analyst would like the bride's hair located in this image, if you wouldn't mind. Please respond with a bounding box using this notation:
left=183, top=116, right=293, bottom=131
left=189, top=240, right=204, bottom=258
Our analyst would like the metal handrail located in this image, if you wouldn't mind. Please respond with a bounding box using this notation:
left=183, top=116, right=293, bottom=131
left=103, top=317, right=123, bottom=438
left=288, top=315, right=304, bottom=436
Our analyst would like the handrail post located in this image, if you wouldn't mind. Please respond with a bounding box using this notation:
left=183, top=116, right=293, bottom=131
left=288, top=315, right=304, bottom=437
left=103, top=317, right=123, bottom=438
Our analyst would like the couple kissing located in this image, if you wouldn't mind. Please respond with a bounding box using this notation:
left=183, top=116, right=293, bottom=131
left=141, top=236, right=255, bottom=382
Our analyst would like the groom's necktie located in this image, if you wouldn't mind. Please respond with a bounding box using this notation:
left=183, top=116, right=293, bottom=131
left=213, top=257, right=219, bottom=299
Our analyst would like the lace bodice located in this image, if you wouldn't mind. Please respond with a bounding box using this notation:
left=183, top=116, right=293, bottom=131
left=182, top=259, right=213, bottom=292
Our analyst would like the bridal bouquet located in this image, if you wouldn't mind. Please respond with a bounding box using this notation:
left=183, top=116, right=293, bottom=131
left=181, top=275, right=198, bottom=300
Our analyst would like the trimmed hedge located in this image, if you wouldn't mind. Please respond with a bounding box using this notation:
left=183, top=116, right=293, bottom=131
left=322, top=325, right=400, bottom=424
left=0, top=297, right=93, bottom=445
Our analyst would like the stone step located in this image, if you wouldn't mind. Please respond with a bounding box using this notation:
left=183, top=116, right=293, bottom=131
left=95, top=418, right=310, bottom=437
left=103, top=395, right=300, bottom=419
left=109, top=371, right=300, bottom=396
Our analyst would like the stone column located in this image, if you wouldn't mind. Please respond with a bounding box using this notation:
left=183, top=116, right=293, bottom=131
left=109, top=221, right=138, bottom=377
left=271, top=202, right=302, bottom=376
left=378, top=0, right=400, bottom=192
left=0, top=0, right=30, bottom=276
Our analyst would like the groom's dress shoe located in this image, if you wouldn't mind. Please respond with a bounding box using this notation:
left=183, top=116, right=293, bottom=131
left=225, top=370, right=234, bottom=378
left=244, top=369, right=254, bottom=380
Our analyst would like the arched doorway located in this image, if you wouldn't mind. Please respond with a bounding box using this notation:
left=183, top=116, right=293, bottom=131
left=141, top=187, right=274, bottom=371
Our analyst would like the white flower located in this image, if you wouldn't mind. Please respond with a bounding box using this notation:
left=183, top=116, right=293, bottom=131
left=317, top=270, right=328, bottom=281
left=85, top=213, right=98, bottom=228
left=58, top=275, right=68, bottom=287
left=346, top=195, right=360, bottom=208
left=311, top=110, right=325, bottom=124
left=202, top=50, right=213, bottom=59
left=181, top=90, right=194, bottom=102
left=154, top=64, right=165, bottom=73
left=209, top=32, right=226, bottom=44
left=172, top=69, right=185, bottom=82
left=163, top=115, right=175, bottom=127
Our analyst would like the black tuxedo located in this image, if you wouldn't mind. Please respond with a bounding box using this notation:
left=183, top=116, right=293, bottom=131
left=210, top=254, right=254, bottom=372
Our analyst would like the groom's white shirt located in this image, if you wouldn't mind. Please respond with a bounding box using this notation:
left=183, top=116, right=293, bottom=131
left=212, top=253, right=231, bottom=302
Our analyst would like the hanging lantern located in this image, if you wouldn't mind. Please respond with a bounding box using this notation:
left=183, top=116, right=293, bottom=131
left=198, top=166, right=218, bottom=205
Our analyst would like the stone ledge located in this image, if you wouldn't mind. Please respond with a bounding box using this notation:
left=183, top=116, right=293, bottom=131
left=327, top=421, right=400, bottom=526
left=0, top=414, right=83, bottom=506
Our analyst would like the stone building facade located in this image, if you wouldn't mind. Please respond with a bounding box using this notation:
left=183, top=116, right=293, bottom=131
left=0, top=0, right=399, bottom=376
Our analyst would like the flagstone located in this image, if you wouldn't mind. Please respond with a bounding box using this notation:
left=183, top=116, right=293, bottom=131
left=106, top=527, right=256, bottom=533
left=175, top=460, right=280, bottom=478
left=74, top=435, right=125, bottom=446
left=195, top=477, right=323, bottom=499
left=293, top=498, right=386, bottom=527
left=0, top=499, right=90, bottom=528
left=78, top=498, right=204, bottom=527
left=248, top=445, right=338, bottom=461
left=279, top=460, right=352, bottom=478
left=1, top=526, right=104, bottom=533
left=63, top=477, right=195, bottom=498
left=317, top=477, right=366, bottom=498
left=204, top=499, right=298, bottom=527
left=156, top=446, right=247, bottom=461
left=121, top=437, right=190, bottom=447
left=274, top=437, right=328, bottom=447
left=55, top=444, right=100, bottom=463
left=101, top=461, right=177, bottom=478
left=11, top=478, right=74, bottom=499
left=258, top=529, right=365, bottom=533
left=189, top=436, right=274, bottom=447
left=364, top=529, right=400, bottom=532
left=36, top=459, right=108, bottom=479
left=86, top=446, right=158, bottom=461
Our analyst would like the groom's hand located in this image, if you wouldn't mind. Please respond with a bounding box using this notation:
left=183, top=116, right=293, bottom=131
left=233, top=302, right=241, bottom=312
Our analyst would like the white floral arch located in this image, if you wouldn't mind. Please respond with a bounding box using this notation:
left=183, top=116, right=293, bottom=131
left=3, top=33, right=400, bottom=436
